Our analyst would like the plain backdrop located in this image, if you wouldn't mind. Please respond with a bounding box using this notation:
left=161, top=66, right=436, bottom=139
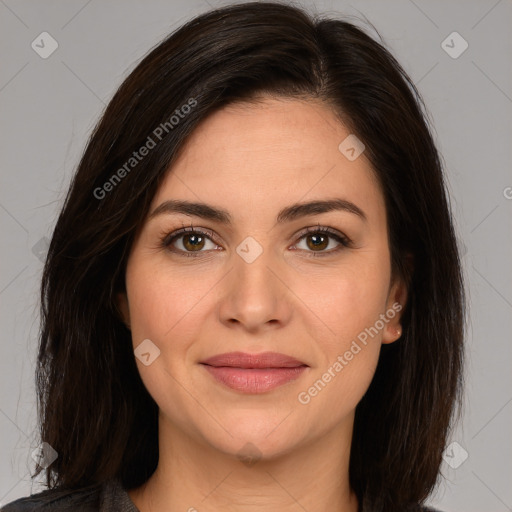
left=0, top=1, right=511, bottom=511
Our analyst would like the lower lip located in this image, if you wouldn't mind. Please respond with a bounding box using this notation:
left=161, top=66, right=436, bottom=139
left=201, top=365, right=308, bottom=393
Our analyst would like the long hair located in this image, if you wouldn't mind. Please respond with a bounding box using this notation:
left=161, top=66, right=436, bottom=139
left=36, top=3, right=465, bottom=510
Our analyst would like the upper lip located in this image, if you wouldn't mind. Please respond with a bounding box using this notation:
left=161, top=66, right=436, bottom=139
left=200, top=351, right=308, bottom=369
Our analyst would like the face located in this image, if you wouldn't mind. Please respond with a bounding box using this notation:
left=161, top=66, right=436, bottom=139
left=118, top=97, right=406, bottom=460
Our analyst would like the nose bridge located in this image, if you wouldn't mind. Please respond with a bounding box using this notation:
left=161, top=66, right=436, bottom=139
left=218, top=235, right=291, bottom=331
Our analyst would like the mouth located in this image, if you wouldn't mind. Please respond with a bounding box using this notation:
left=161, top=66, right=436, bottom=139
left=200, top=351, right=309, bottom=393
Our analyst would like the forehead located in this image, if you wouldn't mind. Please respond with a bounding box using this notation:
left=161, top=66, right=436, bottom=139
left=150, top=97, right=385, bottom=226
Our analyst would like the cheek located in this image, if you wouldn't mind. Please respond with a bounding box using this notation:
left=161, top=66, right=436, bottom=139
left=125, top=257, right=218, bottom=423
left=294, top=257, right=390, bottom=346
left=292, top=259, right=389, bottom=410
left=126, top=256, right=217, bottom=345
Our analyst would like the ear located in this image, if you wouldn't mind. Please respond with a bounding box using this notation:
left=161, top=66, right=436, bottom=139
left=382, top=276, right=408, bottom=344
left=116, top=292, right=131, bottom=330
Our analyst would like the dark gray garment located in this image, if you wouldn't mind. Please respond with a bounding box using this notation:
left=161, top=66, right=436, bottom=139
left=1, top=479, right=139, bottom=512
left=1, top=478, right=443, bottom=512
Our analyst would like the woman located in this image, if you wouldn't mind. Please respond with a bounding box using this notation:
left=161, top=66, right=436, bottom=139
left=1, top=2, right=464, bottom=511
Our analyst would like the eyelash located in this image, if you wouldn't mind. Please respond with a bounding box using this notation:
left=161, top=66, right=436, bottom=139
left=160, top=223, right=352, bottom=258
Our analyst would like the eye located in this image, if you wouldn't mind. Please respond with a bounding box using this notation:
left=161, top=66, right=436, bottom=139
left=292, top=225, right=351, bottom=257
left=161, top=225, right=220, bottom=257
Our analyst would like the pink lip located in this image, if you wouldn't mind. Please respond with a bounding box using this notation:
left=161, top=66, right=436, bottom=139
left=200, top=351, right=309, bottom=393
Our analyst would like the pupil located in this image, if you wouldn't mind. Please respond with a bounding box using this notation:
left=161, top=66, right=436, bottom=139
left=309, top=234, right=327, bottom=250
left=185, top=234, right=203, bottom=250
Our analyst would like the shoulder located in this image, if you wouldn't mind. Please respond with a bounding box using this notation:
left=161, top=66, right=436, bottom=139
left=1, top=482, right=103, bottom=511
left=1, top=479, right=138, bottom=512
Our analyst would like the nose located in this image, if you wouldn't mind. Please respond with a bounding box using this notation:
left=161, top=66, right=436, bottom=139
left=217, top=244, right=292, bottom=334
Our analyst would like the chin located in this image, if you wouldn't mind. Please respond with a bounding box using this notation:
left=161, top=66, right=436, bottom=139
left=197, top=412, right=304, bottom=461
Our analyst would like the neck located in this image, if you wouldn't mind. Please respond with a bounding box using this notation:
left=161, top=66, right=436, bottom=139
left=129, top=412, right=359, bottom=512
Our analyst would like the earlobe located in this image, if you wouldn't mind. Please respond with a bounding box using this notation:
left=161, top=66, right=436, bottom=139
left=116, top=292, right=131, bottom=330
left=382, top=278, right=407, bottom=344
left=382, top=323, right=402, bottom=344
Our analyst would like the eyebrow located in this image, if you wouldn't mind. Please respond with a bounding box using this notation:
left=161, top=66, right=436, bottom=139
left=148, top=198, right=367, bottom=225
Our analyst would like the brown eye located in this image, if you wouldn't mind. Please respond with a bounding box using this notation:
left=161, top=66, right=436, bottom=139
left=294, top=227, right=350, bottom=256
left=163, top=227, right=218, bottom=257
left=181, top=233, right=206, bottom=252
left=305, top=233, right=329, bottom=251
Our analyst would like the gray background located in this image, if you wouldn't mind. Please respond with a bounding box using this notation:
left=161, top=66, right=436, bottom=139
left=0, top=0, right=511, bottom=510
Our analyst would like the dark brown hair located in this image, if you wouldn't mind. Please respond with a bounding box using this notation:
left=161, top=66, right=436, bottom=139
left=36, top=2, right=465, bottom=511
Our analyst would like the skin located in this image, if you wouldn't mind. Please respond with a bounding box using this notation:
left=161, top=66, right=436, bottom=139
left=118, top=96, right=407, bottom=512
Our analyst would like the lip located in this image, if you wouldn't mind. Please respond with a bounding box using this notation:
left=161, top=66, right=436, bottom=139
left=201, top=351, right=307, bottom=368
left=200, top=351, right=309, bottom=393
